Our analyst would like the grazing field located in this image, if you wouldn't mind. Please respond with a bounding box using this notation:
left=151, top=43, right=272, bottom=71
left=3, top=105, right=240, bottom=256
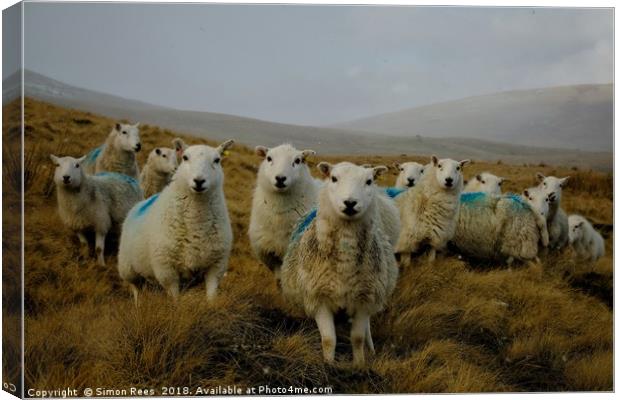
left=3, top=98, right=613, bottom=393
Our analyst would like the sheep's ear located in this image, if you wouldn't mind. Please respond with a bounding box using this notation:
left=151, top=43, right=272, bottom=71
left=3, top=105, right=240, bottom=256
left=115, top=123, right=122, bottom=131
left=372, top=165, right=388, bottom=179
left=255, top=146, right=268, bottom=158
left=301, top=149, right=315, bottom=162
left=50, top=154, right=60, bottom=165
left=499, top=177, right=508, bottom=185
left=536, top=172, right=546, bottom=182
left=431, top=155, right=439, bottom=166
left=459, top=159, right=470, bottom=168
left=559, top=177, right=570, bottom=187
left=317, top=162, right=332, bottom=178
left=77, top=155, right=87, bottom=164
left=133, top=122, right=140, bottom=128
left=523, top=189, right=529, bottom=198
left=476, top=174, right=482, bottom=182
left=361, top=163, right=373, bottom=168
left=172, top=138, right=187, bottom=156
left=217, top=139, right=234, bottom=155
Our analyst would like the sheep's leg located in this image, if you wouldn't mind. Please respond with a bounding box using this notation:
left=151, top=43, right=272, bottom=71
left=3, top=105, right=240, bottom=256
left=396, top=252, right=411, bottom=268
left=314, top=304, right=336, bottom=363
left=129, top=283, right=139, bottom=308
left=76, top=232, right=89, bottom=258
left=365, top=319, right=375, bottom=355
left=351, top=310, right=370, bottom=367
left=204, top=267, right=221, bottom=301
left=427, top=248, right=437, bottom=264
left=156, top=267, right=180, bottom=301
left=506, top=256, right=514, bottom=266
left=95, top=231, right=106, bottom=266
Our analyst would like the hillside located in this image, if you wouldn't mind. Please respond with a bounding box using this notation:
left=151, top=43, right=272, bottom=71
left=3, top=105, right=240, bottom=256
left=2, top=71, right=612, bottom=170
left=2, top=98, right=613, bottom=393
left=333, top=84, right=613, bottom=153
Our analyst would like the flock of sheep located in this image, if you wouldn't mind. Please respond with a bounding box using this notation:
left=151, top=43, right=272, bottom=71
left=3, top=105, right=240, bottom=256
left=49, top=122, right=605, bottom=366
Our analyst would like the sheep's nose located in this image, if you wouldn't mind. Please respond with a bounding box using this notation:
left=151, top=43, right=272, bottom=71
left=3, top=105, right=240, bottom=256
left=193, top=178, right=205, bottom=188
left=134, top=143, right=142, bottom=152
left=275, top=176, right=287, bottom=183
left=445, top=177, right=453, bottom=184
left=344, top=200, right=357, bottom=209
left=62, top=175, right=71, bottom=183
left=407, top=178, right=415, bottom=186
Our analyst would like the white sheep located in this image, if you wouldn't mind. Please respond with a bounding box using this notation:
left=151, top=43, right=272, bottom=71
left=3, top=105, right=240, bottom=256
left=248, top=143, right=320, bottom=278
left=463, top=172, right=507, bottom=195
left=139, top=141, right=179, bottom=198
left=280, top=162, right=398, bottom=366
left=83, top=122, right=142, bottom=178
left=537, top=173, right=570, bottom=250
left=453, top=190, right=549, bottom=264
left=395, top=155, right=470, bottom=265
left=117, top=139, right=234, bottom=304
left=50, top=154, right=143, bottom=266
left=394, top=161, right=426, bottom=189
left=568, top=215, right=605, bottom=262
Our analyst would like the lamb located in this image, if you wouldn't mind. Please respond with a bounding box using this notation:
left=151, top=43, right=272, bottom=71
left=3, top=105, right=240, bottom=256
left=453, top=189, right=549, bottom=264
left=50, top=154, right=143, bottom=266
left=280, top=162, right=398, bottom=366
left=568, top=215, right=605, bottom=262
left=463, top=172, right=507, bottom=195
left=139, top=141, right=179, bottom=198
left=394, top=161, right=426, bottom=189
left=117, top=139, right=234, bottom=304
left=537, top=173, right=570, bottom=250
left=83, top=122, right=142, bottom=178
left=395, top=155, right=470, bottom=265
left=248, top=143, right=320, bottom=278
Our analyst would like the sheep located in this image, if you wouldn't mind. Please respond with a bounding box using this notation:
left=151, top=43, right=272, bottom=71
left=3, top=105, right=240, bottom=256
left=117, top=139, right=234, bottom=304
left=139, top=141, right=179, bottom=198
left=280, top=162, right=398, bottom=366
left=395, top=155, right=470, bottom=265
left=568, top=215, right=605, bottom=262
left=83, top=122, right=142, bottom=178
left=463, top=172, right=507, bottom=195
left=536, top=173, right=570, bottom=250
left=394, top=161, right=426, bottom=189
left=453, top=189, right=549, bottom=264
left=50, top=154, right=143, bottom=266
left=248, top=143, right=320, bottom=278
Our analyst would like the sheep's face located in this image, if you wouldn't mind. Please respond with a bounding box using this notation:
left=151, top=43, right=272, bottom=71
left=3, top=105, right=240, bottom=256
left=114, top=122, right=142, bottom=153
left=148, top=147, right=178, bottom=175
left=395, top=162, right=425, bottom=188
left=537, top=174, right=569, bottom=205
left=523, top=187, right=549, bottom=220
left=568, top=217, right=586, bottom=244
left=473, top=172, right=505, bottom=195
left=175, top=140, right=234, bottom=194
left=50, top=154, right=86, bottom=189
left=431, top=156, right=469, bottom=190
left=318, top=162, right=387, bottom=220
left=255, top=144, right=315, bottom=193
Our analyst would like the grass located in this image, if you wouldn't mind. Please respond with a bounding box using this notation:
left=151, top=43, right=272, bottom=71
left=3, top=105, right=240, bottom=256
left=2, top=98, right=613, bottom=393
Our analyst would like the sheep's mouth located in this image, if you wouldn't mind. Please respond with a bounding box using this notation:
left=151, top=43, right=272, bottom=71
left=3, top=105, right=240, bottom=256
left=342, top=208, right=359, bottom=217
left=274, top=182, right=287, bottom=189
left=407, top=181, right=415, bottom=187
left=192, top=186, right=206, bottom=193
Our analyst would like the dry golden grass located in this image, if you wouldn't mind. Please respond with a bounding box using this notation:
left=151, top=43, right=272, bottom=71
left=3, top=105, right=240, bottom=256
left=3, top=98, right=613, bottom=393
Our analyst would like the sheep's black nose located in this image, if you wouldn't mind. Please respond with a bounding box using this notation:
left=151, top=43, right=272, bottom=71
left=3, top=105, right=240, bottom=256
left=407, top=178, right=415, bottom=187
left=134, top=143, right=142, bottom=152
left=275, top=176, right=287, bottom=183
left=62, top=175, right=70, bottom=183
left=344, top=200, right=357, bottom=209
left=445, top=177, right=453, bottom=187
left=194, top=178, right=205, bottom=188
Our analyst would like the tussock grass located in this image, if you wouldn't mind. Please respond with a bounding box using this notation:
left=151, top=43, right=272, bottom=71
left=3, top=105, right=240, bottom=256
left=3, top=98, right=613, bottom=393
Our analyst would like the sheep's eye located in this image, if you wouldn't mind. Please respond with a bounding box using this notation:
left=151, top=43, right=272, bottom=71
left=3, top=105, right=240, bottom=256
left=481, top=180, right=486, bottom=184
left=162, top=154, right=167, bottom=158
left=331, top=176, right=338, bottom=183
left=366, top=179, right=372, bottom=186
left=183, top=155, right=189, bottom=161
left=457, top=166, right=461, bottom=171
left=399, top=168, right=403, bottom=171
left=75, top=163, right=80, bottom=168
left=543, top=182, right=547, bottom=187
left=438, top=164, right=442, bottom=169
left=421, top=169, right=424, bottom=173
left=267, top=156, right=272, bottom=162
left=214, top=158, right=220, bottom=164
left=294, top=158, right=301, bottom=165
left=122, top=130, right=127, bottom=135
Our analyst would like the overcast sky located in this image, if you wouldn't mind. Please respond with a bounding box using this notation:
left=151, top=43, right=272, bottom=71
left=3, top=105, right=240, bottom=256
left=14, top=3, right=614, bottom=125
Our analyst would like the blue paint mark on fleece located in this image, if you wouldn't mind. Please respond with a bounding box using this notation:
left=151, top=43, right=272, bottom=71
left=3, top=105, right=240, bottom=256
left=84, top=145, right=104, bottom=164
left=291, top=208, right=317, bottom=243
left=460, top=192, right=487, bottom=204
left=131, top=193, right=160, bottom=219
left=384, top=187, right=405, bottom=199
left=95, top=172, right=139, bottom=188
left=505, top=193, right=530, bottom=211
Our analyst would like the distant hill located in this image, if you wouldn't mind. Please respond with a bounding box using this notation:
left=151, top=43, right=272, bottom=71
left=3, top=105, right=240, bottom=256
left=3, top=70, right=612, bottom=170
left=332, top=85, right=613, bottom=153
